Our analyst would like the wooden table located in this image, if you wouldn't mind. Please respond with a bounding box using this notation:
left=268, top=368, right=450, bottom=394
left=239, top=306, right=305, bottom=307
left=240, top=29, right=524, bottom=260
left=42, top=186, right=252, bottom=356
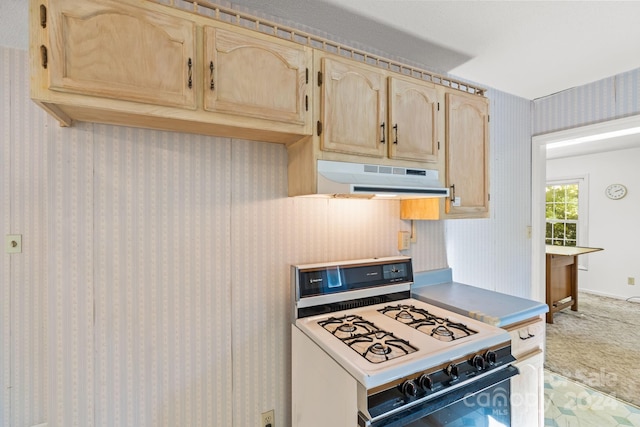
left=545, top=245, right=603, bottom=323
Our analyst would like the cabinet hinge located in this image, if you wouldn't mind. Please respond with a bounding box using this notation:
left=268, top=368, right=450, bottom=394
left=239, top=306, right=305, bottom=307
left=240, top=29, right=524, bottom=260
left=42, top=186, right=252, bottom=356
left=305, top=95, right=308, bottom=111
left=317, top=71, right=323, bottom=86
left=317, top=120, right=322, bottom=136
left=306, top=68, right=309, bottom=84
left=40, top=4, right=47, bottom=28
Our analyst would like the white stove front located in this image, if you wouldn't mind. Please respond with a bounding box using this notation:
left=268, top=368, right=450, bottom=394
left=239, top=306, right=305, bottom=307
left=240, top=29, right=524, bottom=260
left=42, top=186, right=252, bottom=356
left=294, top=298, right=510, bottom=388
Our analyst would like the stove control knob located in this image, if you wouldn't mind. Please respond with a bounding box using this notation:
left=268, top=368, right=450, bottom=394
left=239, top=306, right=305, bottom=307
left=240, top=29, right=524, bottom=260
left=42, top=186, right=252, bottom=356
left=446, top=364, right=459, bottom=379
left=471, top=355, right=486, bottom=371
left=401, top=380, right=418, bottom=398
left=418, top=374, right=433, bottom=391
left=485, top=350, right=498, bottom=365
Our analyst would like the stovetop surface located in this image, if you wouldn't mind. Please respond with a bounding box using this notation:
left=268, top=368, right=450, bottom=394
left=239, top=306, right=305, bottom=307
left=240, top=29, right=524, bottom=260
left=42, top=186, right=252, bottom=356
left=295, top=298, right=510, bottom=388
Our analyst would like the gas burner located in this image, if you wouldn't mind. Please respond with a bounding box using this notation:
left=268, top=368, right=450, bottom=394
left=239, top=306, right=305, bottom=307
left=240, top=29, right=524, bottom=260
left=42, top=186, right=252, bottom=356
left=369, top=343, right=392, bottom=356
left=344, top=331, right=417, bottom=364
left=337, top=324, right=358, bottom=333
left=378, top=304, right=431, bottom=324
left=319, top=314, right=379, bottom=339
left=419, top=319, right=477, bottom=341
left=431, top=325, right=454, bottom=340
left=396, top=310, right=415, bottom=322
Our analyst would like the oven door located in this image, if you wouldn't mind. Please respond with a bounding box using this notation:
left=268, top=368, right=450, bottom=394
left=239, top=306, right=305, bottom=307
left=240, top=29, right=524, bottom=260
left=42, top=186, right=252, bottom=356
left=360, top=365, right=518, bottom=427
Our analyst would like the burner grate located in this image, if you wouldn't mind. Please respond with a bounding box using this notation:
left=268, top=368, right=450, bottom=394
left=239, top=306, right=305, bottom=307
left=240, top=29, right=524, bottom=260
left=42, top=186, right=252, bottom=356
left=344, top=331, right=418, bottom=364
left=318, top=314, right=417, bottom=363
left=378, top=304, right=478, bottom=342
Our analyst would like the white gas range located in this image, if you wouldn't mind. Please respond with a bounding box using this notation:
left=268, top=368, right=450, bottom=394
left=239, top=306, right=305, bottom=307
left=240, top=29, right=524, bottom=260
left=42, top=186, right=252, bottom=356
left=292, top=257, right=518, bottom=427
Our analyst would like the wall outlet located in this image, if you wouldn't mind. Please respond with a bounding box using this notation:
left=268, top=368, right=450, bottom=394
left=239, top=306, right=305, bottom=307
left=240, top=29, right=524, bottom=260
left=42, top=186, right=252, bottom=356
left=6, top=234, right=22, bottom=254
left=628, top=277, right=635, bottom=286
left=261, top=410, right=274, bottom=427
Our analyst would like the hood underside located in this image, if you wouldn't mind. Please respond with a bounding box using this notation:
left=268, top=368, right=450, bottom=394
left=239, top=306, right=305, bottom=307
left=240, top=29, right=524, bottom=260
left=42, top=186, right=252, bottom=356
left=315, top=160, right=449, bottom=200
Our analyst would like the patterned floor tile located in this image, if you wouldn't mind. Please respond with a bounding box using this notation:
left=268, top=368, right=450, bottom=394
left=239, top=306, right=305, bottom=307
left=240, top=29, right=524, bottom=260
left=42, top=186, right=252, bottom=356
left=545, top=370, right=640, bottom=427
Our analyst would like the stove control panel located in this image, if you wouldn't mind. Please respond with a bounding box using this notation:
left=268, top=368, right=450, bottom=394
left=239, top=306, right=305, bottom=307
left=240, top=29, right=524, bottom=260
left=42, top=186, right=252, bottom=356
left=367, top=343, right=516, bottom=420
left=294, top=257, right=413, bottom=303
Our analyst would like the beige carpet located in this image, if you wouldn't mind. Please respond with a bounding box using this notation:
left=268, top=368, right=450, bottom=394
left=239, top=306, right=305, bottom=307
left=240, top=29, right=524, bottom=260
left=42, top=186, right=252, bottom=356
left=545, top=292, right=640, bottom=408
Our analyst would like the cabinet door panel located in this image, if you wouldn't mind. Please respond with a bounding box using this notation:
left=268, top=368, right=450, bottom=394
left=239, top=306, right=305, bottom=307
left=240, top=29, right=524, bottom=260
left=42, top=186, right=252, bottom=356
left=511, top=351, right=544, bottom=427
left=48, top=0, right=196, bottom=109
left=445, top=91, right=489, bottom=216
left=389, top=77, right=438, bottom=162
left=204, top=27, right=310, bottom=125
left=320, top=57, right=386, bottom=157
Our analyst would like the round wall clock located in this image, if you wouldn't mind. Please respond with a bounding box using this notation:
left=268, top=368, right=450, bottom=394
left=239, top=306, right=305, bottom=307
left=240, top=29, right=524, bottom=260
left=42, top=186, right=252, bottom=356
left=605, top=183, right=627, bottom=200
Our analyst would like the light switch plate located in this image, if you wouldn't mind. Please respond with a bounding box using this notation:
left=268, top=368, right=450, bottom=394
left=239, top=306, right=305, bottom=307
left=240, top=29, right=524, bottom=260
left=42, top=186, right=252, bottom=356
left=398, top=231, right=410, bottom=251
left=6, top=234, right=22, bottom=254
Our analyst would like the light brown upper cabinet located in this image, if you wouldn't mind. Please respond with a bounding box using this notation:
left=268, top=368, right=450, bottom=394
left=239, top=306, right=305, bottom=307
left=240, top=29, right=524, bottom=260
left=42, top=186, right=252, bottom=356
left=401, top=89, right=489, bottom=220
left=203, top=27, right=311, bottom=126
left=318, top=56, right=387, bottom=157
left=30, top=0, right=312, bottom=143
left=388, top=77, right=439, bottom=163
left=444, top=90, right=490, bottom=218
left=317, top=56, right=440, bottom=163
left=44, top=0, right=197, bottom=109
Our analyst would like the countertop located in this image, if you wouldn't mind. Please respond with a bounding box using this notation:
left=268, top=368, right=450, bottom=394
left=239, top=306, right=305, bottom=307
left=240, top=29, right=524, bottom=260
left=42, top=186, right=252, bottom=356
left=545, top=245, right=603, bottom=256
left=411, top=268, right=548, bottom=327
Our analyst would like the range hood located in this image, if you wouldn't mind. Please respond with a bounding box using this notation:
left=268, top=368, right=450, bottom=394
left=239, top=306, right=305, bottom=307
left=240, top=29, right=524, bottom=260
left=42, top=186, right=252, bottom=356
left=315, top=160, right=449, bottom=199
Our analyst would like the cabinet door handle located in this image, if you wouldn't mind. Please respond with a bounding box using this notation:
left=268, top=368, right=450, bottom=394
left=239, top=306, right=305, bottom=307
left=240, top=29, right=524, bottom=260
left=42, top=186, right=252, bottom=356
left=40, top=45, right=48, bottom=69
left=450, top=184, right=455, bottom=203
left=519, top=331, right=535, bottom=340
left=187, top=58, right=193, bottom=89
left=380, top=123, right=386, bottom=144
left=40, top=4, right=47, bottom=28
left=393, top=124, right=398, bottom=144
left=209, top=61, right=215, bottom=90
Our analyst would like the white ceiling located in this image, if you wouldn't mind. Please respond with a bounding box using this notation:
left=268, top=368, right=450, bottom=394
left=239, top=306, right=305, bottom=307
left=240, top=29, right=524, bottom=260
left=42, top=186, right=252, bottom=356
left=224, top=0, right=640, bottom=101
left=2, top=0, right=640, bottom=101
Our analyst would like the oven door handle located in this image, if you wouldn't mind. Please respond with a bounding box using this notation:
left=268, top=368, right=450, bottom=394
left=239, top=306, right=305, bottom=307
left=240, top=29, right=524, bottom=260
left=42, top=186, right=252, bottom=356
left=359, top=365, right=519, bottom=427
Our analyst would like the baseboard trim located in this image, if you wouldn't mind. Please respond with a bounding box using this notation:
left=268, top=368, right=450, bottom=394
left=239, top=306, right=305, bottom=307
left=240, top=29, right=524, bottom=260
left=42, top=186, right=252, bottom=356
left=580, top=288, right=640, bottom=302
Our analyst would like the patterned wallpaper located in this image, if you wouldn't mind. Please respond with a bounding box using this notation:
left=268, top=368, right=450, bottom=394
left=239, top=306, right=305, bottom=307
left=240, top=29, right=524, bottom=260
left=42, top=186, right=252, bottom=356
left=533, top=69, right=640, bottom=134
left=1, top=47, right=11, bottom=427
left=1, top=46, right=451, bottom=427
left=1, top=47, right=48, bottom=427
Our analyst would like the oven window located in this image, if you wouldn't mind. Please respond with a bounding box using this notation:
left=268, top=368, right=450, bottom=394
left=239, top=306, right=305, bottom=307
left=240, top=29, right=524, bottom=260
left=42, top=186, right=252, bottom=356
left=403, top=381, right=511, bottom=427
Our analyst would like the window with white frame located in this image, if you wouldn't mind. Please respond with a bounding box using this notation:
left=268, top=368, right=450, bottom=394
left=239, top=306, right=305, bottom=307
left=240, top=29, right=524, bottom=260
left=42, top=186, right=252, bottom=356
left=545, top=177, right=588, bottom=249
left=545, top=182, right=578, bottom=246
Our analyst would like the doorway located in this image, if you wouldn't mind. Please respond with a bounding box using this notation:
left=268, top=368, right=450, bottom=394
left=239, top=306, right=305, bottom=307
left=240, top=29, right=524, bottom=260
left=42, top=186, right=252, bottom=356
left=531, top=114, right=640, bottom=303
